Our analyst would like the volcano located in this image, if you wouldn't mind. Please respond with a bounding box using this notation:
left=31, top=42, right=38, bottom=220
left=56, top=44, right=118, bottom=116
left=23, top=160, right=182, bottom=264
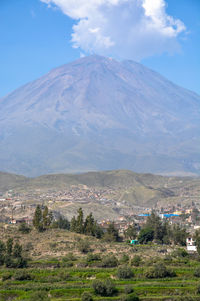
left=0, top=55, right=199, bottom=176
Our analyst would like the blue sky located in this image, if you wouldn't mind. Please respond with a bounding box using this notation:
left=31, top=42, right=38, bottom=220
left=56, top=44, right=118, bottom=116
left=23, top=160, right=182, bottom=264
left=0, top=0, right=200, bottom=97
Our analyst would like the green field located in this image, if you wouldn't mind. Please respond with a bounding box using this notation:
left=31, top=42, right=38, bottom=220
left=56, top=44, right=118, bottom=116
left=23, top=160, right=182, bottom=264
left=1, top=252, right=200, bottom=300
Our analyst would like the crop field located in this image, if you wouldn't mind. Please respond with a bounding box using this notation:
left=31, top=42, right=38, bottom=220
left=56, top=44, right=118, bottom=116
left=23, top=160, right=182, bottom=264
left=1, top=253, right=200, bottom=300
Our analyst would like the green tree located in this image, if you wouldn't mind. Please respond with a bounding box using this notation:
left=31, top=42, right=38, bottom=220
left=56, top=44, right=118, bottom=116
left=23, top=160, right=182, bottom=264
left=33, top=205, right=43, bottom=232
left=104, top=222, right=119, bottom=242
left=70, top=216, right=77, bottom=232
left=146, top=212, right=163, bottom=242
left=43, top=206, right=53, bottom=229
left=0, top=241, right=6, bottom=265
left=6, top=238, right=13, bottom=256
left=124, top=225, right=137, bottom=240
left=76, top=208, right=84, bottom=233
left=18, top=222, right=31, bottom=234
left=196, top=237, right=200, bottom=255
left=81, top=292, right=93, bottom=301
left=138, top=227, right=154, bottom=244
left=54, top=216, right=70, bottom=230
left=171, top=224, right=188, bottom=246
left=13, top=243, right=22, bottom=258
left=84, top=213, right=95, bottom=235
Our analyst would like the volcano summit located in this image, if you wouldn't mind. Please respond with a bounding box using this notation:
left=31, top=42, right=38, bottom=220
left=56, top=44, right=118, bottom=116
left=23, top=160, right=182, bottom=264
left=0, top=55, right=199, bottom=176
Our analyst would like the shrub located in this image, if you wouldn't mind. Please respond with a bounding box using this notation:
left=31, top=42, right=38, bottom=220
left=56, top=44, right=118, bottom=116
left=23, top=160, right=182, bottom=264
left=14, top=271, right=33, bottom=281
left=87, top=253, right=101, bottom=263
left=30, top=291, right=50, bottom=301
left=145, top=263, right=175, bottom=279
left=194, top=266, right=200, bottom=277
left=117, top=266, right=134, bottom=279
left=172, top=248, right=188, bottom=258
left=24, top=242, right=34, bottom=252
left=81, top=292, right=93, bottom=301
left=120, top=254, right=129, bottom=264
left=124, top=285, right=134, bottom=294
left=18, top=222, right=31, bottom=234
left=77, top=239, right=91, bottom=253
left=62, top=252, right=77, bottom=262
left=101, top=255, right=118, bottom=267
left=2, top=273, right=12, bottom=281
left=131, top=255, right=141, bottom=267
left=92, top=279, right=116, bottom=296
left=4, top=256, right=27, bottom=268
left=124, top=293, right=140, bottom=301
left=197, top=285, right=200, bottom=294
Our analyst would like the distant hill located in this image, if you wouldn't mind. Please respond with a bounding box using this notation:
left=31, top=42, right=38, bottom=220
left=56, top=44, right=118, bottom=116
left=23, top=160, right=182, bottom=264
left=0, top=55, right=200, bottom=176
left=0, top=170, right=200, bottom=209
left=0, top=172, right=27, bottom=193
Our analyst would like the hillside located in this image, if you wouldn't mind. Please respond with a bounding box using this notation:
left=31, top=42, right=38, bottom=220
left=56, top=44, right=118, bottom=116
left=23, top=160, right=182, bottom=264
left=0, top=55, right=200, bottom=176
left=0, top=172, right=27, bottom=193
left=0, top=170, right=200, bottom=220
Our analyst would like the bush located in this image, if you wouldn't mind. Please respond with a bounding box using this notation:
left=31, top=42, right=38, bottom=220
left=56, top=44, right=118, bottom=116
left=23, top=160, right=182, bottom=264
left=101, top=255, right=118, bottom=267
left=120, top=254, right=129, bottom=264
left=2, top=273, right=12, bottom=281
left=92, top=279, right=116, bottom=296
left=194, top=266, right=200, bottom=277
left=124, top=293, right=140, bottom=301
left=77, top=239, right=91, bottom=253
left=62, top=252, right=77, bottom=262
left=172, top=248, right=188, bottom=258
left=87, top=253, right=101, bottom=263
left=4, top=256, right=27, bottom=268
left=14, top=271, right=33, bottom=281
left=197, top=285, right=200, bottom=294
left=131, top=255, right=141, bottom=267
left=145, top=263, right=176, bottom=279
left=117, top=266, right=134, bottom=279
left=81, top=292, right=93, bottom=301
left=124, top=285, right=134, bottom=294
left=18, top=222, right=31, bottom=234
left=30, top=291, right=50, bottom=301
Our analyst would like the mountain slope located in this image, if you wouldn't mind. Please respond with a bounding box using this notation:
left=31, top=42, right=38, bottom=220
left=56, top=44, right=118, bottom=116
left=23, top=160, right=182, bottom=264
left=0, top=55, right=200, bottom=176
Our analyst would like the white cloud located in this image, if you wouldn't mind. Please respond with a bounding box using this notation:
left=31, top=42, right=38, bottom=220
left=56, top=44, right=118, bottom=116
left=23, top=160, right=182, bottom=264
left=40, top=0, right=186, bottom=60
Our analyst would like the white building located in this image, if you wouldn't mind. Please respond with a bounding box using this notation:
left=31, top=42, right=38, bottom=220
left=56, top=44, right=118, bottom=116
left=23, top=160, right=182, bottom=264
left=186, top=237, right=197, bottom=252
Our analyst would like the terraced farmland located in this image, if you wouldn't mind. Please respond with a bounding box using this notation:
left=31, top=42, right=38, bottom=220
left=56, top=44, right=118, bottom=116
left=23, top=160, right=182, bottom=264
left=1, top=254, right=200, bottom=300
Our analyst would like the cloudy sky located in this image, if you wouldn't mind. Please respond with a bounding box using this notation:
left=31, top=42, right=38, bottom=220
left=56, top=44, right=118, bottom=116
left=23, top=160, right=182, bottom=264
left=0, top=0, right=200, bottom=96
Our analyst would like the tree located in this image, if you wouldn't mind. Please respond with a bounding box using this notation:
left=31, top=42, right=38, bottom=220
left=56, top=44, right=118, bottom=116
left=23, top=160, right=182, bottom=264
left=84, top=213, right=95, bottom=236
left=171, top=224, right=188, bottom=246
left=81, top=292, right=93, bottom=301
left=43, top=206, right=53, bottom=229
left=138, top=227, right=154, bottom=244
left=70, top=216, right=77, bottom=232
left=124, top=225, right=137, bottom=240
left=92, top=279, right=116, bottom=296
left=33, top=205, right=53, bottom=232
left=104, top=223, right=119, bottom=242
left=54, top=216, right=70, bottom=230
left=117, top=266, right=134, bottom=279
left=6, top=238, right=13, bottom=256
left=196, top=237, right=200, bottom=255
left=76, top=208, right=84, bottom=233
left=0, top=241, right=6, bottom=265
left=77, top=239, right=91, bottom=253
left=33, top=205, right=43, bottom=232
left=4, top=240, right=27, bottom=268
left=13, top=243, right=22, bottom=258
left=145, top=263, right=175, bottom=279
left=18, top=222, right=31, bottom=234
left=146, top=212, right=163, bottom=242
